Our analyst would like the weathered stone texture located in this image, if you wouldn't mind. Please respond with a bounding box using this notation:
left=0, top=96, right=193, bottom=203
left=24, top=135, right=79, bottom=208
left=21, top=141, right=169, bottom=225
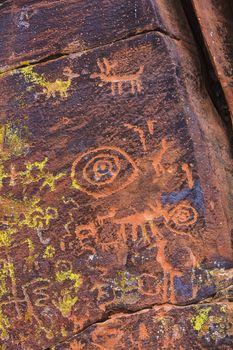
left=56, top=304, right=233, bottom=350
left=0, top=0, right=232, bottom=349
left=192, top=0, right=233, bottom=123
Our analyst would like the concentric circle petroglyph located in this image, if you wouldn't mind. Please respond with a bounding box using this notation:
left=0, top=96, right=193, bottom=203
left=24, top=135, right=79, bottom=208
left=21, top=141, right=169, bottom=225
left=71, top=146, right=138, bottom=198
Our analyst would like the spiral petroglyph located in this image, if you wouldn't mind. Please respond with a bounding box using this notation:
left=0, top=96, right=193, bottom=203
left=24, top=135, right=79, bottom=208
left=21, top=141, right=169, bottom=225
left=71, top=146, right=138, bottom=198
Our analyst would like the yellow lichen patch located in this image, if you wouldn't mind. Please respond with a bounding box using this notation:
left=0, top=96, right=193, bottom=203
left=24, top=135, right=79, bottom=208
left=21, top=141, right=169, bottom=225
left=40, top=171, right=66, bottom=192
left=5, top=123, right=26, bottom=157
left=0, top=156, right=65, bottom=192
left=20, top=157, right=48, bottom=183
left=0, top=308, right=10, bottom=341
left=20, top=65, right=71, bottom=99
left=191, top=307, right=212, bottom=332
left=56, top=269, right=83, bottom=292
left=0, top=122, right=27, bottom=161
left=20, top=199, right=58, bottom=230
left=19, top=157, right=65, bottom=192
left=0, top=195, right=58, bottom=233
left=0, top=165, right=8, bottom=188
left=220, top=306, right=228, bottom=313
left=61, top=325, right=68, bottom=337
left=20, top=61, right=30, bottom=66
left=114, top=271, right=138, bottom=293
left=0, top=228, right=17, bottom=248
left=54, top=266, right=83, bottom=317
left=44, top=79, right=71, bottom=98
left=0, top=260, right=15, bottom=298
left=53, top=290, right=78, bottom=318
left=43, top=245, right=56, bottom=259
left=24, top=238, right=35, bottom=269
left=0, top=126, right=4, bottom=151
left=71, top=177, right=81, bottom=191
left=209, top=268, right=233, bottom=284
left=21, top=66, right=47, bottom=87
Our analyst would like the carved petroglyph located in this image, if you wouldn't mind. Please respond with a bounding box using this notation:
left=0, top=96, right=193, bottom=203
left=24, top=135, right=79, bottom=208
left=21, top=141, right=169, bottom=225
left=0, top=276, right=53, bottom=339
left=98, top=207, right=153, bottom=243
left=165, top=203, right=198, bottom=233
left=92, top=271, right=139, bottom=310
left=0, top=256, right=83, bottom=339
left=75, top=223, right=97, bottom=255
left=62, top=197, right=80, bottom=243
left=156, top=239, right=198, bottom=303
left=124, top=123, right=147, bottom=152
left=149, top=200, right=198, bottom=235
left=20, top=66, right=72, bottom=99
left=124, top=120, right=159, bottom=151
left=182, top=163, right=194, bottom=189
left=0, top=196, right=57, bottom=231
left=52, top=261, right=82, bottom=318
left=152, top=139, right=169, bottom=177
left=63, top=67, right=80, bottom=80
left=97, top=200, right=198, bottom=244
left=91, top=324, right=125, bottom=350
left=0, top=157, right=65, bottom=192
left=95, top=197, right=198, bottom=304
left=0, top=95, right=205, bottom=346
left=69, top=340, right=85, bottom=350
left=71, top=146, right=138, bottom=198
left=22, top=279, right=53, bottom=338
left=90, top=58, right=144, bottom=95
left=147, top=119, right=155, bottom=135
left=123, top=124, right=172, bottom=179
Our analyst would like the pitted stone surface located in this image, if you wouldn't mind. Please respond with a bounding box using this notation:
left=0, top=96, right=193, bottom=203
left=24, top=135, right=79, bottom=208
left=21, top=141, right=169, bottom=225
left=0, top=1, right=232, bottom=349
left=56, top=303, right=233, bottom=350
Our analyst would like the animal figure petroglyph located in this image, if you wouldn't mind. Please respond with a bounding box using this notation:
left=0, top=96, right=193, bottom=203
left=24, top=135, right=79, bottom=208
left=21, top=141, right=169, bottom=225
left=97, top=200, right=198, bottom=243
left=0, top=277, right=53, bottom=339
left=90, top=58, right=144, bottom=95
left=96, top=200, right=198, bottom=303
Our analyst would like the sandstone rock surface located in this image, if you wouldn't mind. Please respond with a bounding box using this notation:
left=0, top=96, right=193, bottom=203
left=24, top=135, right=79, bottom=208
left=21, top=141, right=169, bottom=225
left=0, top=1, right=232, bottom=349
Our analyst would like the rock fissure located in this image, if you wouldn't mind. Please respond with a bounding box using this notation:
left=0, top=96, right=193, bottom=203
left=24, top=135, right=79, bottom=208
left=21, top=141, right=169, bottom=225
left=0, top=26, right=181, bottom=76
left=44, top=294, right=232, bottom=350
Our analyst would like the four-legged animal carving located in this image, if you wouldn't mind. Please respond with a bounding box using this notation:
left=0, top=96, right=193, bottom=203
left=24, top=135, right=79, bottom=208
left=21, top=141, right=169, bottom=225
left=91, top=58, right=144, bottom=95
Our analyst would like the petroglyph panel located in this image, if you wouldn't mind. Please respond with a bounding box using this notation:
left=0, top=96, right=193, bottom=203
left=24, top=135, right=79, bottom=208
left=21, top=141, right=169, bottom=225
left=55, top=303, right=233, bottom=350
left=0, top=8, right=232, bottom=350
left=0, top=0, right=163, bottom=71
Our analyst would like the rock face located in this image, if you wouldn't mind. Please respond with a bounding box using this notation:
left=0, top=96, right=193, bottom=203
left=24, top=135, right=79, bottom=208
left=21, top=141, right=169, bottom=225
left=192, top=0, right=233, bottom=123
left=0, top=1, right=232, bottom=349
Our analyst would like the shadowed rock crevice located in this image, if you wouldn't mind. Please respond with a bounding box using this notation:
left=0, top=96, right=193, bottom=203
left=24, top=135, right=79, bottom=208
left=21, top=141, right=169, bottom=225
left=181, top=0, right=233, bottom=145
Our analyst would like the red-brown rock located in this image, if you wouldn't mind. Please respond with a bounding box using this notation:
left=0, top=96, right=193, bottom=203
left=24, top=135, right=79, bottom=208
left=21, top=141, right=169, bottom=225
left=0, top=1, right=232, bottom=349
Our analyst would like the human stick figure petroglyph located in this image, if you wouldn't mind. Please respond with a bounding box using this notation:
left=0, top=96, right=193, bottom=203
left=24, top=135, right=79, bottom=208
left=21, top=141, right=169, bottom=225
left=123, top=123, right=169, bottom=176
left=90, top=58, right=144, bottom=95
left=124, top=123, right=147, bottom=152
